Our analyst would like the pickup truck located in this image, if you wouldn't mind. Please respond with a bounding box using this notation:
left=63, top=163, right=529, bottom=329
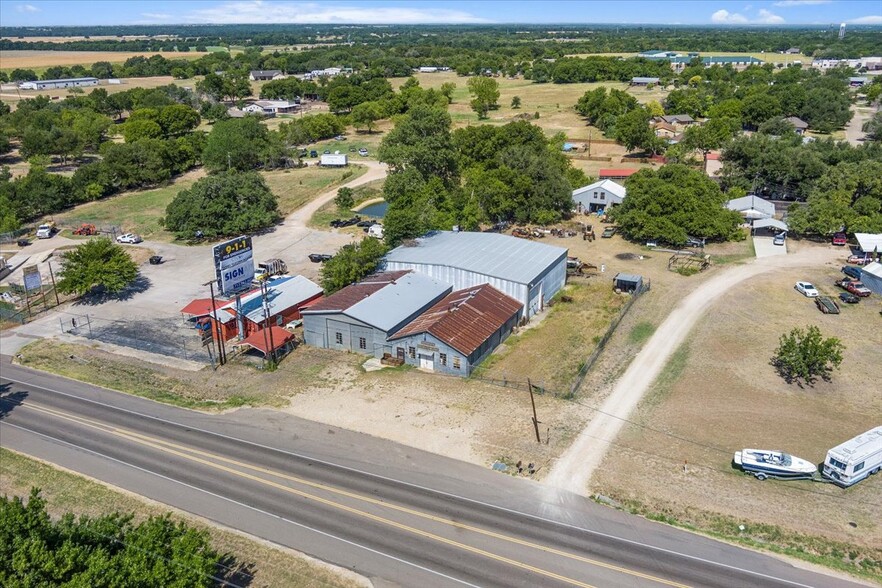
left=36, top=223, right=56, bottom=239
left=835, top=278, right=872, bottom=297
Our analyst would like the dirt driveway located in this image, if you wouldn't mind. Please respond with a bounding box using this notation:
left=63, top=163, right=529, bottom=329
left=544, top=243, right=841, bottom=493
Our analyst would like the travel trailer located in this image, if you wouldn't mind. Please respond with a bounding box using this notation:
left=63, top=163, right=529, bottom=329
left=822, top=426, right=882, bottom=487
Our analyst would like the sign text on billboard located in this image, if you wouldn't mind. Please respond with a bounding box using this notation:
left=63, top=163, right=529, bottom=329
left=213, top=236, right=254, bottom=296
left=23, top=265, right=42, bottom=292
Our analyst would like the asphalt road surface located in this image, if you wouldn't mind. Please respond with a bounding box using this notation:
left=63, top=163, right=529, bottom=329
left=0, top=359, right=865, bottom=588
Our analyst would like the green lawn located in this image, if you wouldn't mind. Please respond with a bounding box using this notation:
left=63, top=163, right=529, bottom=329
left=52, top=165, right=367, bottom=242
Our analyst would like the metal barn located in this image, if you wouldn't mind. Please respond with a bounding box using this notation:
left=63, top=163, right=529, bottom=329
left=383, top=231, right=567, bottom=320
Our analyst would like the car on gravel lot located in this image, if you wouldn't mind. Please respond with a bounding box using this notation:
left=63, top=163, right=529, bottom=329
left=773, top=233, right=786, bottom=246
left=832, top=232, right=847, bottom=246
left=841, top=265, right=862, bottom=280
left=835, top=278, right=872, bottom=297
left=795, top=281, right=819, bottom=297
left=359, top=148, right=369, bottom=156
left=815, top=296, right=840, bottom=314
left=308, top=253, right=333, bottom=263
left=116, top=233, right=143, bottom=244
left=838, top=292, right=860, bottom=304
left=601, top=226, right=617, bottom=238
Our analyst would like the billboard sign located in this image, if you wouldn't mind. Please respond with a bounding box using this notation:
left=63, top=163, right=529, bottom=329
left=23, top=265, right=42, bottom=292
left=213, top=236, right=254, bottom=296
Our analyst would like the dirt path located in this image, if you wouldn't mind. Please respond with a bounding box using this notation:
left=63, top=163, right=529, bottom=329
left=544, top=245, right=840, bottom=494
left=287, top=160, right=387, bottom=228
left=844, top=105, right=874, bottom=146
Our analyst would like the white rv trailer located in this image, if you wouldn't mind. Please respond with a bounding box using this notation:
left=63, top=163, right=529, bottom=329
left=822, top=426, right=882, bottom=487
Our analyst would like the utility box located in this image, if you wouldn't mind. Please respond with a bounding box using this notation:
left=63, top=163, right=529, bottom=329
left=320, top=153, right=348, bottom=167
left=613, top=272, right=643, bottom=293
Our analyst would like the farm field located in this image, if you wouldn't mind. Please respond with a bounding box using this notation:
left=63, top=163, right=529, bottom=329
left=592, top=257, right=882, bottom=579
left=0, top=49, right=208, bottom=71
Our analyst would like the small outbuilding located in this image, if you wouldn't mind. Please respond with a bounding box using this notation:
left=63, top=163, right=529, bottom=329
left=859, top=262, right=882, bottom=295
left=387, top=284, right=523, bottom=376
left=613, top=273, right=644, bottom=293
left=784, top=116, right=809, bottom=135
left=726, top=195, right=776, bottom=220
left=233, top=326, right=297, bottom=358
left=249, top=70, right=285, bottom=81
left=630, top=77, right=660, bottom=86
left=572, top=179, right=626, bottom=213
left=301, top=271, right=451, bottom=356
left=599, top=168, right=640, bottom=181
left=19, top=77, right=99, bottom=90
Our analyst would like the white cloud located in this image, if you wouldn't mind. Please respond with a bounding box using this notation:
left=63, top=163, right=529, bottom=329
left=711, top=9, right=748, bottom=24
left=773, top=0, right=831, bottom=6
left=15, top=3, right=41, bottom=12
left=142, top=1, right=490, bottom=25
left=140, top=12, right=173, bottom=20
left=756, top=9, right=786, bottom=24
left=849, top=15, right=882, bottom=24
left=711, top=8, right=785, bottom=24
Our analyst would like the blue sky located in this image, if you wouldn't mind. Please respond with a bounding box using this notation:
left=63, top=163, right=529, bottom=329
left=2, top=1, right=881, bottom=27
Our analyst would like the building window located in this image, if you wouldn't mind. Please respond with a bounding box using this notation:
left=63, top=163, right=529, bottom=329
left=439, top=353, right=447, bottom=366
left=599, top=193, right=605, bottom=200
left=358, top=337, right=367, bottom=350
left=453, top=356, right=461, bottom=370
left=408, top=346, right=416, bottom=359
left=335, top=332, right=343, bottom=345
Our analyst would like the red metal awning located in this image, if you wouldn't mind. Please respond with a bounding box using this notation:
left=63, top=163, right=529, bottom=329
left=235, top=326, right=296, bottom=356
left=180, top=298, right=225, bottom=317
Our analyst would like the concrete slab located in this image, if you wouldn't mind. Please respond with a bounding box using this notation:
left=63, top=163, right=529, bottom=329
left=753, top=236, right=787, bottom=258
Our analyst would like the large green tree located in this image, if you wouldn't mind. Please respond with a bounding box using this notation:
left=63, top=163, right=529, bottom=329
left=164, top=171, right=280, bottom=239
left=609, top=164, right=743, bottom=245
left=320, top=237, right=389, bottom=294
left=614, top=107, right=657, bottom=153
left=350, top=101, right=383, bottom=133
left=0, top=489, right=220, bottom=587
left=203, top=116, right=271, bottom=172
left=56, top=238, right=139, bottom=296
left=467, top=76, right=500, bottom=119
left=772, top=325, right=844, bottom=386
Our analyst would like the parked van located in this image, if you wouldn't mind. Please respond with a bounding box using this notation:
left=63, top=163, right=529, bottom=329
left=367, top=224, right=384, bottom=239
left=822, top=426, right=882, bottom=487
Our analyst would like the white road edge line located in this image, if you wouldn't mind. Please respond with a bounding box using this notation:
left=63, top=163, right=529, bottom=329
left=0, top=421, right=482, bottom=588
left=4, top=374, right=821, bottom=588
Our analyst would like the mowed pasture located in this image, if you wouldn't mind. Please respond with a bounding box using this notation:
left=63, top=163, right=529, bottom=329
left=0, top=50, right=208, bottom=71
left=394, top=71, right=667, bottom=177
left=592, top=259, right=882, bottom=555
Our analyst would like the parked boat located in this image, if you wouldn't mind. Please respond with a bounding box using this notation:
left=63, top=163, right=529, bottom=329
left=734, top=449, right=817, bottom=480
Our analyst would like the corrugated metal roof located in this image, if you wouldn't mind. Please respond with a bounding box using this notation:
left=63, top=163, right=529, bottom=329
left=346, top=272, right=451, bottom=332
left=302, top=271, right=410, bottom=313
left=573, top=179, right=626, bottom=199
left=599, top=168, right=639, bottom=178
left=855, top=233, right=882, bottom=253
left=180, top=298, right=225, bottom=317
left=389, top=284, right=522, bottom=356
left=384, top=231, right=566, bottom=286
left=235, top=326, right=296, bottom=355
left=726, top=195, right=775, bottom=218
left=221, top=275, right=322, bottom=323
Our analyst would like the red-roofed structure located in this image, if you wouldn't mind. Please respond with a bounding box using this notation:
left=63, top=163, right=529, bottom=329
left=234, top=326, right=296, bottom=357
left=599, top=168, right=640, bottom=181
left=387, top=284, right=522, bottom=376
left=180, top=298, right=226, bottom=317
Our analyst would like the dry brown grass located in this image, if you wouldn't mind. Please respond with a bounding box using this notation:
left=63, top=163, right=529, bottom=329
left=0, top=50, right=207, bottom=70
left=592, top=262, right=882, bottom=552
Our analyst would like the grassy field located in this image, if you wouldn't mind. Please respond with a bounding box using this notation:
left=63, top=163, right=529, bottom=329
left=474, top=280, right=626, bottom=392
left=0, top=448, right=363, bottom=588
left=591, top=261, right=882, bottom=581
left=50, top=165, right=367, bottom=241
left=0, top=50, right=208, bottom=72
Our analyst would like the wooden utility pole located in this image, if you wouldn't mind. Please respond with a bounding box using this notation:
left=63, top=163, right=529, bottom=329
left=47, top=260, right=60, bottom=306
left=206, top=280, right=226, bottom=365
left=527, top=378, right=541, bottom=443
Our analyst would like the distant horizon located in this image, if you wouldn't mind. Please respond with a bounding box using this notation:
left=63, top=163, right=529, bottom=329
left=1, top=1, right=880, bottom=28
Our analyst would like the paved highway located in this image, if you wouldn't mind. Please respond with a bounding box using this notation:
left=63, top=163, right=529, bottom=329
left=0, top=360, right=864, bottom=588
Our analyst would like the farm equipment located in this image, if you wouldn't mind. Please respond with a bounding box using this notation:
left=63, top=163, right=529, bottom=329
left=511, top=227, right=532, bottom=239
left=72, top=223, right=98, bottom=236
left=566, top=256, right=598, bottom=277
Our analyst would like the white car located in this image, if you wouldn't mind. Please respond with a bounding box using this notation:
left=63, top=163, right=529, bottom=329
left=358, top=148, right=369, bottom=156
left=795, top=281, right=819, bottom=297
left=116, top=233, right=143, bottom=244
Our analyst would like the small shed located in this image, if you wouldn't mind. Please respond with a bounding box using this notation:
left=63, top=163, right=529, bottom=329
left=860, top=262, right=882, bottom=295
left=613, top=273, right=644, bottom=293
left=631, top=77, right=660, bottom=86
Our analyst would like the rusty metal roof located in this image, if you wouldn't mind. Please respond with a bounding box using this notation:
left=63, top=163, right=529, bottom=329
left=389, top=284, right=522, bottom=356
left=300, top=271, right=411, bottom=313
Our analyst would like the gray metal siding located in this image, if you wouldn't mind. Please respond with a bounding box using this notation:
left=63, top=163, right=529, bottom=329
left=391, top=334, right=470, bottom=376
left=862, top=271, right=882, bottom=295
left=303, top=313, right=386, bottom=356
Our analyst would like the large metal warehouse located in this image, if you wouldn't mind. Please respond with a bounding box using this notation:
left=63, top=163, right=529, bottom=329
left=383, top=231, right=567, bottom=320
left=300, top=271, right=451, bottom=356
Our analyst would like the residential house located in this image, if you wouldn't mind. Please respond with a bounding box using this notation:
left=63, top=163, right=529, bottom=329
left=572, top=179, right=626, bottom=213
left=249, top=70, right=285, bottom=81
left=784, top=116, right=809, bottom=135
left=242, top=100, right=300, bottom=116
left=387, top=284, right=522, bottom=376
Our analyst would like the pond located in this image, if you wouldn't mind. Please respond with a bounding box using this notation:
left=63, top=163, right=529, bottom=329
left=358, top=200, right=388, bottom=218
